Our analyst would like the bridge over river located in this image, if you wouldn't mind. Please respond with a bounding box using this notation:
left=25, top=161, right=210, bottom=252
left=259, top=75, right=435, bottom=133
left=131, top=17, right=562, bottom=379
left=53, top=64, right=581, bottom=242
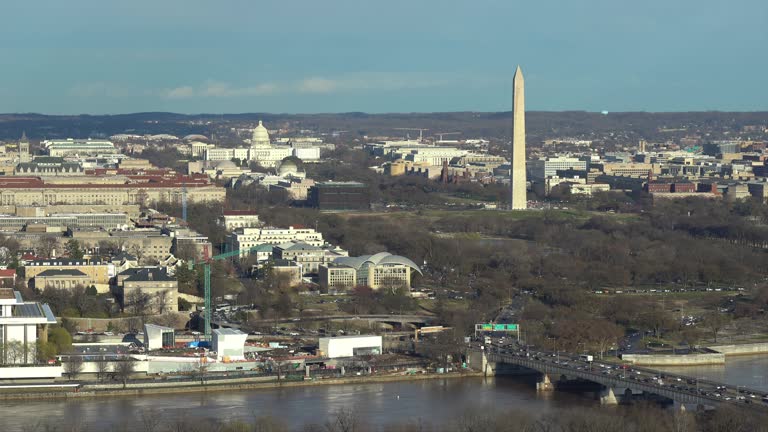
left=478, top=347, right=768, bottom=411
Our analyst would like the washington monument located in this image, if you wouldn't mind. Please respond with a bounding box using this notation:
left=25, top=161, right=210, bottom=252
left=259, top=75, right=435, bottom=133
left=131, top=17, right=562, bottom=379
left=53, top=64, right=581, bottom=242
left=510, top=65, right=527, bottom=210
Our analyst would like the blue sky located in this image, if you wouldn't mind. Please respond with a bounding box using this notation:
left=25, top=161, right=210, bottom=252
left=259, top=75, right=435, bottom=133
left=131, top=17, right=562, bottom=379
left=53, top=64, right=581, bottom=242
left=0, top=0, right=766, bottom=114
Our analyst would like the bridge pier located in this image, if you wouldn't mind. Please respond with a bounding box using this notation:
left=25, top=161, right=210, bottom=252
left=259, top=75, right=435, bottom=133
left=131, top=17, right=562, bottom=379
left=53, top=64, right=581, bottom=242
left=536, top=374, right=554, bottom=392
left=599, top=387, right=618, bottom=405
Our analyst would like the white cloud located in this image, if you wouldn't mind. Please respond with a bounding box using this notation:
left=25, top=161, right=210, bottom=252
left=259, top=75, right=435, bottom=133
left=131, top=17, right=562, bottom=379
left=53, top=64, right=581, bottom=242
left=161, top=73, right=456, bottom=100
left=297, top=77, right=337, bottom=94
left=203, top=82, right=280, bottom=97
left=163, top=86, right=195, bottom=99
left=163, top=82, right=279, bottom=99
left=295, top=73, right=451, bottom=94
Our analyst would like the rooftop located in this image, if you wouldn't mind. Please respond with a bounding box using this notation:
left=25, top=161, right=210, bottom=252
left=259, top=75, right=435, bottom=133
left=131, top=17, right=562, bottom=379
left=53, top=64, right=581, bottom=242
left=316, top=181, right=367, bottom=187
left=223, top=210, right=259, bottom=216
left=276, top=241, right=321, bottom=251
left=121, top=267, right=175, bottom=282
left=26, top=259, right=104, bottom=266
left=36, top=269, right=89, bottom=277
left=13, top=303, right=57, bottom=322
left=213, top=328, right=246, bottom=336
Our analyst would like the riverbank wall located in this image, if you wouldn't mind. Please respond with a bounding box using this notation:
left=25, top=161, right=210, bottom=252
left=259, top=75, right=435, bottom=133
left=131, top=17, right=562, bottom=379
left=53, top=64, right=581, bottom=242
left=708, top=342, right=768, bottom=356
left=0, top=371, right=485, bottom=401
left=621, top=353, right=725, bottom=366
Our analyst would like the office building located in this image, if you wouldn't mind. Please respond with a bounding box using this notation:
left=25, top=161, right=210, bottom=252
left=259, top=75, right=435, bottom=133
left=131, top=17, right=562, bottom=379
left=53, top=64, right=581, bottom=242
left=0, top=213, right=129, bottom=232
left=227, top=226, right=325, bottom=256
left=319, top=252, right=421, bottom=291
left=43, top=139, right=117, bottom=157
left=0, top=172, right=225, bottom=207
left=308, top=181, right=370, bottom=211
left=220, top=210, right=261, bottom=231
left=528, top=157, right=588, bottom=180
left=15, top=157, right=84, bottom=176
left=24, top=259, right=115, bottom=293
left=273, top=241, right=348, bottom=274
left=33, top=269, right=92, bottom=290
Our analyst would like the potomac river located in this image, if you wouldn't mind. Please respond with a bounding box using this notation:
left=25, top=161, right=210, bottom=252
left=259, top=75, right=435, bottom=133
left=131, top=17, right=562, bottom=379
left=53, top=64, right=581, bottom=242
left=2, top=355, right=766, bottom=431
left=0, top=376, right=591, bottom=431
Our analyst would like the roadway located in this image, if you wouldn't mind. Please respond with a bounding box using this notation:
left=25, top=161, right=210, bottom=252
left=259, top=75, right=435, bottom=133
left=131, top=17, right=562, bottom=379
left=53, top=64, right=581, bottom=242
left=485, top=344, right=768, bottom=411
left=212, top=313, right=434, bottom=331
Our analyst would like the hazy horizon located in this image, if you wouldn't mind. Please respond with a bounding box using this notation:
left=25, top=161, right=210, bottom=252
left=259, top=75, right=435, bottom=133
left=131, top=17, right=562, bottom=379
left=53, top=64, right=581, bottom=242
left=3, top=109, right=768, bottom=118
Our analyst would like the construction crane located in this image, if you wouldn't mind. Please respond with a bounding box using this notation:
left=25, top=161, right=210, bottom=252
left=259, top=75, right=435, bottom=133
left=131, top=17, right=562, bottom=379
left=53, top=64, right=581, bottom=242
left=433, top=132, right=461, bottom=142
left=393, top=128, right=429, bottom=142
left=188, top=245, right=265, bottom=340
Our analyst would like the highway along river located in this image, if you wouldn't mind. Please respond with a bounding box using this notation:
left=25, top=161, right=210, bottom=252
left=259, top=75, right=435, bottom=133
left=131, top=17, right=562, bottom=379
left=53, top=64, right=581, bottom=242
left=0, top=377, right=593, bottom=431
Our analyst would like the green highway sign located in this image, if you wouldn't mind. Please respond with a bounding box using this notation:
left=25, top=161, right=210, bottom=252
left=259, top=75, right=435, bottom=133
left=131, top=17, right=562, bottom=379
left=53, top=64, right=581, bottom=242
left=477, top=323, right=519, bottom=332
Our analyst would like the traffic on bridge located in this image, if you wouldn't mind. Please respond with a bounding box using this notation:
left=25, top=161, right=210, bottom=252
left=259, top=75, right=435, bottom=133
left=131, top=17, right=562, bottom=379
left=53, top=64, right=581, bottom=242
left=482, top=342, right=768, bottom=411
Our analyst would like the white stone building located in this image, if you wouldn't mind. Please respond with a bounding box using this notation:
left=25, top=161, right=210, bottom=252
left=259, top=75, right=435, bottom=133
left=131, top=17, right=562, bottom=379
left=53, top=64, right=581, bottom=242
left=227, top=226, right=325, bottom=256
left=0, top=288, right=57, bottom=365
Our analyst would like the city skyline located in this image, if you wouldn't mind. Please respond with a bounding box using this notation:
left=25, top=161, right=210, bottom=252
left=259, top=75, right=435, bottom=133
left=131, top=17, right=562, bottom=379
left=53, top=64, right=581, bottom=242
left=0, top=0, right=766, bottom=114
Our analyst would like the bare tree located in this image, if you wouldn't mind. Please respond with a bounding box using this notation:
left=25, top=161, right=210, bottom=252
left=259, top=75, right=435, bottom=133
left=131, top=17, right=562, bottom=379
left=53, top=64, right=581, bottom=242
left=95, top=356, right=111, bottom=382
left=155, top=290, right=170, bottom=314
left=38, top=237, right=60, bottom=259
left=703, top=312, right=731, bottom=343
left=175, top=242, right=198, bottom=262
left=113, top=358, right=136, bottom=388
left=5, top=341, right=24, bottom=364
left=126, top=288, right=152, bottom=322
left=70, top=285, right=91, bottom=317
left=324, top=408, right=361, bottom=432
left=128, top=243, right=152, bottom=265
left=189, top=355, right=208, bottom=385
left=63, top=356, right=84, bottom=380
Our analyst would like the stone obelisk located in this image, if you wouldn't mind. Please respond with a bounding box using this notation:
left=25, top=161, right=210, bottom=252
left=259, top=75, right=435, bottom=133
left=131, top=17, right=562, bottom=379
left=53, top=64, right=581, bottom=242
left=510, top=65, right=527, bottom=210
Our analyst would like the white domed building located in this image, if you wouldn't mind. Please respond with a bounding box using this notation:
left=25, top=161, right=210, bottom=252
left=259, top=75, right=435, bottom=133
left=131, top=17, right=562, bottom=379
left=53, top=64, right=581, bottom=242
left=277, top=156, right=306, bottom=179
left=251, top=121, right=271, bottom=148
left=248, top=120, right=292, bottom=167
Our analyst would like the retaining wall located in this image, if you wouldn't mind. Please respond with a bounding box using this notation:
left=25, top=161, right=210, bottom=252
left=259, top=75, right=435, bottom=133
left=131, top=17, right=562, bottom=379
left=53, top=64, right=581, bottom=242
left=707, top=343, right=768, bottom=356
left=621, top=353, right=725, bottom=366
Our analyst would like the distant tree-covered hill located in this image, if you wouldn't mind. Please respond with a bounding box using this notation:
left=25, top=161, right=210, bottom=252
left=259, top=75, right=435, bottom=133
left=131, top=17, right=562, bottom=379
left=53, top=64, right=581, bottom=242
left=0, top=111, right=765, bottom=144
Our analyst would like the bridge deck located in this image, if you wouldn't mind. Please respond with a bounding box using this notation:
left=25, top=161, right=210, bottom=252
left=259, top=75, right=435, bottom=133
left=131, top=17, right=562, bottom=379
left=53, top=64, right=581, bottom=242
left=486, top=350, right=766, bottom=411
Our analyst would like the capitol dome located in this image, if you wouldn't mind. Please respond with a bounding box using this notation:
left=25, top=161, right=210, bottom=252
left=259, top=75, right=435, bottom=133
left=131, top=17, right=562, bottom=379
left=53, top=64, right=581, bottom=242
left=251, top=120, right=271, bottom=148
